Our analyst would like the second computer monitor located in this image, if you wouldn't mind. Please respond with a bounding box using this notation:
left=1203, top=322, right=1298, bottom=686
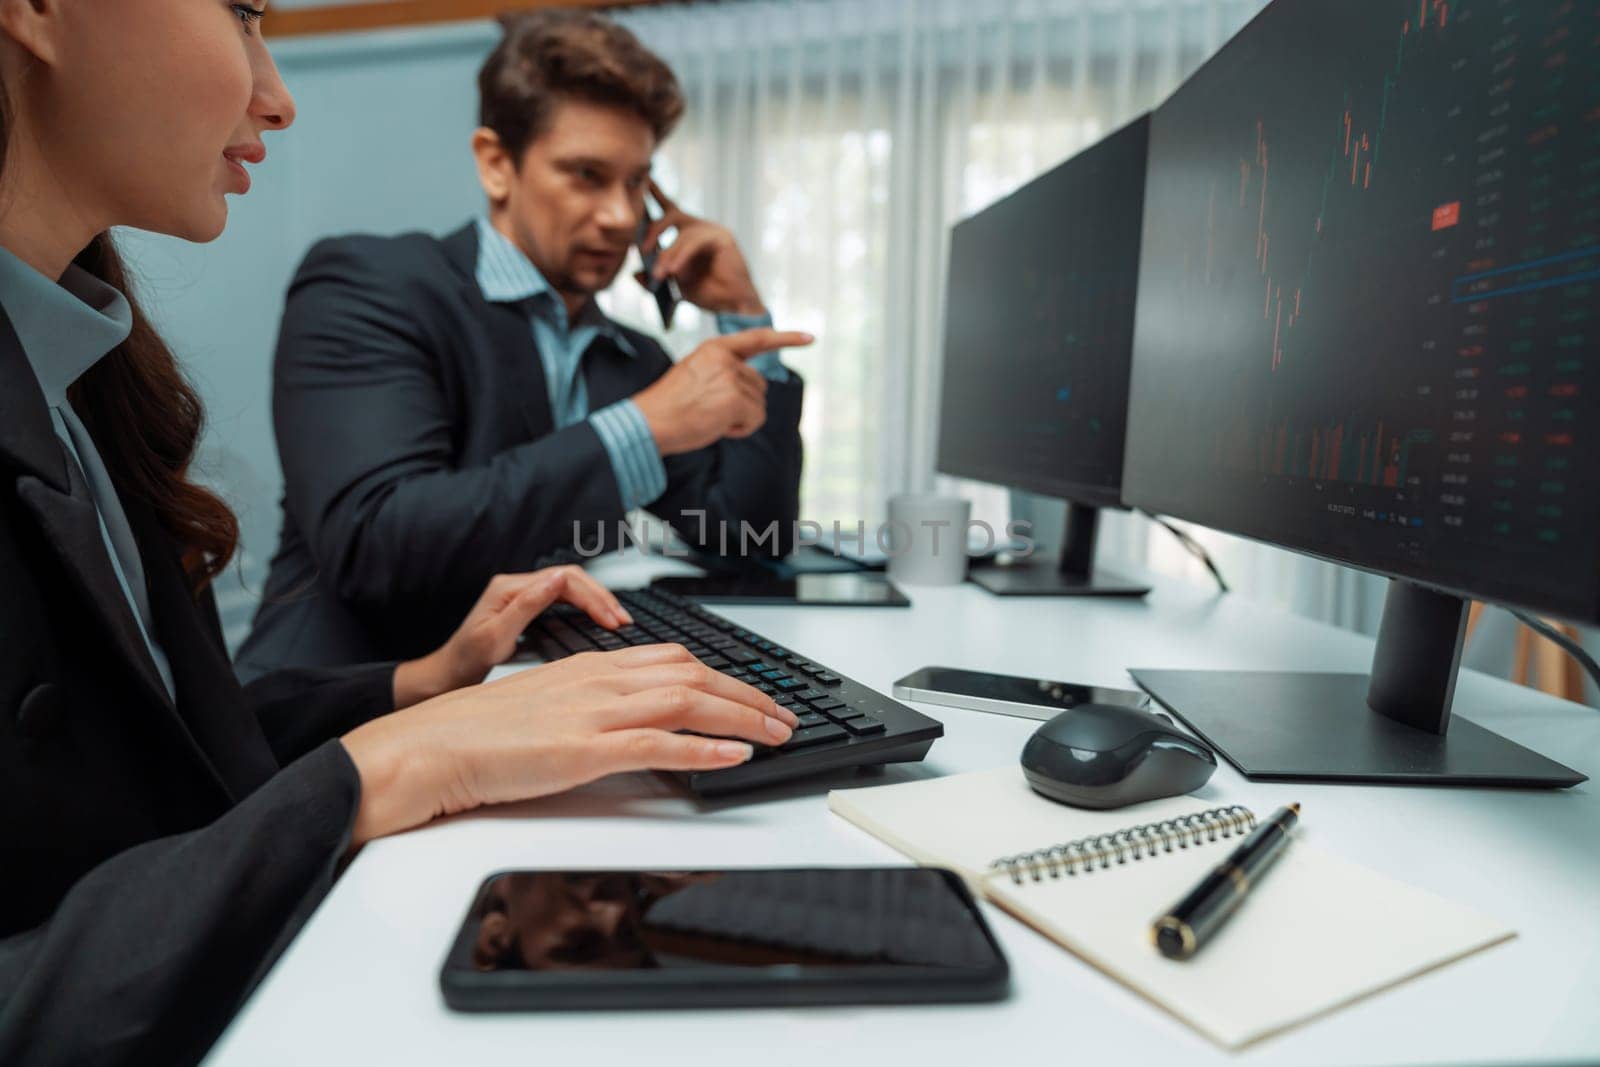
left=936, top=114, right=1151, bottom=597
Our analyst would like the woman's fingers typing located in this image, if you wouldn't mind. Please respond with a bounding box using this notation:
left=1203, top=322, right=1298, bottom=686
left=544, top=567, right=632, bottom=628
left=512, top=648, right=797, bottom=737
left=601, top=686, right=794, bottom=744
left=598, top=729, right=755, bottom=774
left=606, top=642, right=696, bottom=667
left=599, top=660, right=797, bottom=721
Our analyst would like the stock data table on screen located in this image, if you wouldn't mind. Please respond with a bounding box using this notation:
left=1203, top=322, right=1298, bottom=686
left=1125, top=0, right=1600, bottom=618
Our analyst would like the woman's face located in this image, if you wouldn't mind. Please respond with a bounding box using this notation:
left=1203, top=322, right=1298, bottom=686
left=7, top=0, right=295, bottom=242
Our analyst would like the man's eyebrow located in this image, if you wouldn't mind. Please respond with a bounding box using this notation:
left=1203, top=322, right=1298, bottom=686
left=550, top=157, right=654, bottom=177
left=554, top=156, right=615, bottom=170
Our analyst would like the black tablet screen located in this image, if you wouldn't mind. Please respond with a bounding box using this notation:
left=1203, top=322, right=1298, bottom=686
left=456, top=868, right=997, bottom=973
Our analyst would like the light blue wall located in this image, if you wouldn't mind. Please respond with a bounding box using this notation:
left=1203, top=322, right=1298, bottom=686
left=117, top=23, right=503, bottom=639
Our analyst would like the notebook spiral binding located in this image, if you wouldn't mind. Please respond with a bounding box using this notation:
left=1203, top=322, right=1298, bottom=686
left=989, top=805, right=1257, bottom=884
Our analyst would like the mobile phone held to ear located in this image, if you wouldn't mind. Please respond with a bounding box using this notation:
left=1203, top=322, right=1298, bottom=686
left=637, top=200, right=682, bottom=330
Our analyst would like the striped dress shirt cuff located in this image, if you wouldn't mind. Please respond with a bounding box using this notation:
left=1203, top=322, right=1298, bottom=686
left=716, top=310, right=791, bottom=382
left=590, top=399, right=669, bottom=511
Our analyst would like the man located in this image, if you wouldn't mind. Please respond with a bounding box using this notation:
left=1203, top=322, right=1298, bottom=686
left=237, top=11, right=809, bottom=678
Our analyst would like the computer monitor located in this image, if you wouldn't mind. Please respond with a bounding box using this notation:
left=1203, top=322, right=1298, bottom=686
left=936, top=114, right=1152, bottom=597
left=1122, top=0, right=1594, bottom=787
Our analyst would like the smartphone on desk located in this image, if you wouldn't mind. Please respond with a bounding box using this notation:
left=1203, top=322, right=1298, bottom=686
left=440, top=867, right=1009, bottom=1011
left=894, top=666, right=1152, bottom=722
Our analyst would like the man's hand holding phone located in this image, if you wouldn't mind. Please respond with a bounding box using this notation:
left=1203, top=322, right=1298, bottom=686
left=636, top=181, right=766, bottom=317
left=633, top=181, right=811, bottom=454
left=635, top=202, right=682, bottom=329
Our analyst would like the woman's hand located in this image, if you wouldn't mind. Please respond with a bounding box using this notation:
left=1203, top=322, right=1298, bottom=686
left=392, top=567, right=632, bottom=708
left=343, top=644, right=799, bottom=846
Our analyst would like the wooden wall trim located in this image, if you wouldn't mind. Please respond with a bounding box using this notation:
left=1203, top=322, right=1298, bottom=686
left=267, top=0, right=666, bottom=40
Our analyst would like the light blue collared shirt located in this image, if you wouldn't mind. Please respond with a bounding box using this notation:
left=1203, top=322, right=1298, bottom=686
left=0, top=245, right=177, bottom=702
left=473, top=218, right=787, bottom=511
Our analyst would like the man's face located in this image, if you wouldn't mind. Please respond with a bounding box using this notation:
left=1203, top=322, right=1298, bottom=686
left=488, top=99, right=656, bottom=302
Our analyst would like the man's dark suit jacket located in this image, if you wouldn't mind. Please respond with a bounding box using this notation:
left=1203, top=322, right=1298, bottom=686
left=237, top=222, right=804, bottom=679
left=0, top=309, right=397, bottom=1066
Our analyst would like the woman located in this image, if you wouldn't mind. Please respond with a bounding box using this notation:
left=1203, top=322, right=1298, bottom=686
left=0, top=2, right=799, bottom=1063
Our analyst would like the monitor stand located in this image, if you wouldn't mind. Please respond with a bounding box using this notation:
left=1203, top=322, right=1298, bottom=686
left=1131, top=581, right=1586, bottom=788
left=969, top=503, right=1150, bottom=598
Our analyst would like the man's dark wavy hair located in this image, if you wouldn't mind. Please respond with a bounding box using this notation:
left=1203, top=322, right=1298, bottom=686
left=478, top=10, right=686, bottom=160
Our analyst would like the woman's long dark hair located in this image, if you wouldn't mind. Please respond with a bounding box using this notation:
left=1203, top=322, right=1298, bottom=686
left=1, top=81, right=238, bottom=590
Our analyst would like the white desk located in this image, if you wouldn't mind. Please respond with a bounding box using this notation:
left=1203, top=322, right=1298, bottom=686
left=206, top=556, right=1600, bottom=1066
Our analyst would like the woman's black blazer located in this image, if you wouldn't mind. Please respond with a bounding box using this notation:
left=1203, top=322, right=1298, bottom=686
left=0, top=309, right=398, bottom=1066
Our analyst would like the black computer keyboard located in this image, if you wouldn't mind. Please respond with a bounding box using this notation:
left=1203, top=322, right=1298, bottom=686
left=518, top=587, right=943, bottom=795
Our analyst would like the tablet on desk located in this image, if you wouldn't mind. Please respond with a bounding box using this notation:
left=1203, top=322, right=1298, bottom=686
left=440, top=867, right=1009, bottom=1011
left=651, top=572, right=911, bottom=607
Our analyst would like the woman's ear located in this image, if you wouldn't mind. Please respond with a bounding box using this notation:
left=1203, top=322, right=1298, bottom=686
left=0, top=0, right=61, bottom=67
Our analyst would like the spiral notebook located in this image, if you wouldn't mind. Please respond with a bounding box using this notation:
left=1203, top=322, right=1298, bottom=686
left=828, top=768, right=1513, bottom=1049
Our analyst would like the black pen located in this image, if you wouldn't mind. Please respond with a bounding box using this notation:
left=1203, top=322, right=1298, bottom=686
left=1151, top=803, right=1300, bottom=960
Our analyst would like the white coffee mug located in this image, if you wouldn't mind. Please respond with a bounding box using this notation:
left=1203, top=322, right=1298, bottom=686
left=885, top=494, right=972, bottom=586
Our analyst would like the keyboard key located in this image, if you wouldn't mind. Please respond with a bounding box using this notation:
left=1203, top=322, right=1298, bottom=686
left=544, top=619, right=598, bottom=654
left=775, top=694, right=801, bottom=708
left=780, top=723, right=849, bottom=749
left=700, top=655, right=730, bottom=669
left=755, top=683, right=778, bottom=695
left=775, top=678, right=807, bottom=692
left=815, top=672, right=843, bottom=686
left=812, top=697, right=847, bottom=713
left=796, top=711, right=830, bottom=728
left=757, top=669, right=787, bottom=681
left=746, top=661, right=773, bottom=674
left=729, top=651, right=762, bottom=665
left=795, top=688, right=827, bottom=703
left=844, top=715, right=885, bottom=735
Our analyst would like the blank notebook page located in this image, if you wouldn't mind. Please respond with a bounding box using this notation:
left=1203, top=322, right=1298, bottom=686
left=829, top=767, right=1514, bottom=1049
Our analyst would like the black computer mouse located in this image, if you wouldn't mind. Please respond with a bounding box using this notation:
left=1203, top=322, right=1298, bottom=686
left=1020, top=703, right=1217, bottom=809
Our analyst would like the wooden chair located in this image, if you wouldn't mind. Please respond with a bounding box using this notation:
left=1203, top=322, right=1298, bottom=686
left=1464, top=601, right=1587, bottom=702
